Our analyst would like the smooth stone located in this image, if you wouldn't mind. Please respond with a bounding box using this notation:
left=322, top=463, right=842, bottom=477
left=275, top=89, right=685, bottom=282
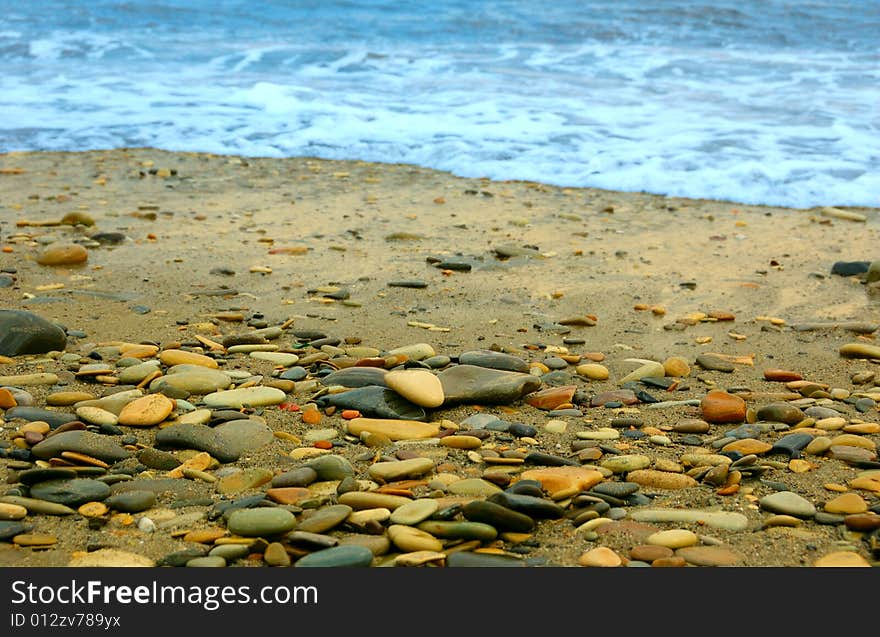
left=117, top=361, right=162, bottom=384
left=159, top=349, right=218, bottom=368
left=0, top=503, right=28, bottom=520
left=828, top=446, right=876, bottom=463
left=29, top=478, right=111, bottom=507
left=626, top=470, right=699, bottom=490
left=576, top=363, right=609, bottom=380
left=136, top=448, right=182, bottom=471
left=272, top=467, right=319, bottom=488
left=591, top=482, right=640, bottom=498
left=579, top=547, right=623, bottom=567
left=0, top=496, right=74, bottom=516
left=104, top=490, right=157, bottom=513
left=385, top=369, right=444, bottom=408
left=368, top=457, right=435, bottom=482
left=844, top=513, right=880, bottom=531
left=417, top=520, right=498, bottom=541
left=0, top=310, right=67, bottom=356
left=295, top=544, right=374, bottom=567
left=696, top=354, right=735, bottom=372
left=459, top=350, right=529, bottom=373
left=672, top=419, right=711, bottom=434
left=5, top=406, right=77, bottom=428
left=839, top=343, right=880, bottom=360
left=73, top=389, right=144, bottom=415
left=523, top=451, right=579, bottom=467
left=30, top=431, right=131, bottom=463
left=518, top=466, right=603, bottom=495
left=202, top=386, right=286, bottom=408
left=446, top=478, right=503, bottom=497
left=68, top=549, right=155, bottom=567
left=217, top=468, right=274, bottom=495
left=214, top=417, right=274, bottom=457
left=37, top=242, right=88, bottom=266
left=759, top=491, right=817, bottom=518
left=771, top=433, right=814, bottom=458
left=260, top=541, right=290, bottom=567
left=75, top=406, right=119, bottom=426
left=525, top=385, right=577, bottom=410
left=318, top=386, right=426, bottom=420
left=155, top=423, right=238, bottom=463
left=829, top=433, right=876, bottom=451
left=440, top=434, right=484, bottom=449
left=337, top=491, right=413, bottom=511
left=824, top=493, right=868, bottom=514
left=676, top=545, right=744, bottom=566
left=302, top=455, right=354, bottom=481
left=346, top=417, right=440, bottom=441
left=386, top=343, right=436, bottom=361
left=461, top=500, right=535, bottom=532
left=387, top=524, right=443, bottom=552
left=646, top=529, right=698, bottom=549
left=0, top=521, right=29, bottom=540
left=390, top=499, right=440, bottom=525
left=757, top=402, right=806, bottom=424
left=618, top=359, right=665, bottom=385
left=226, top=508, right=296, bottom=537
left=663, top=356, right=691, bottom=377
left=589, top=389, right=639, bottom=407
left=630, top=509, right=749, bottom=531
left=601, top=454, right=651, bottom=474
left=321, top=367, right=388, bottom=388
left=721, top=438, right=773, bottom=455
left=117, top=393, right=175, bottom=426
left=186, top=556, right=227, bottom=568
left=249, top=351, right=299, bottom=366
left=290, top=505, right=351, bottom=534
left=209, top=544, right=251, bottom=561
left=151, top=367, right=232, bottom=394
left=700, top=390, right=746, bottom=423
left=438, top=364, right=542, bottom=406
left=486, top=491, right=565, bottom=518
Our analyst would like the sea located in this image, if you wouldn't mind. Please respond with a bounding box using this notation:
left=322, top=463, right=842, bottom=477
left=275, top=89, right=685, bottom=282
left=0, top=0, right=878, bottom=208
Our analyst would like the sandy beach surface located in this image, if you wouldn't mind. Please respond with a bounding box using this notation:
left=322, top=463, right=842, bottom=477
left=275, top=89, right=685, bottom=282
left=0, top=148, right=878, bottom=568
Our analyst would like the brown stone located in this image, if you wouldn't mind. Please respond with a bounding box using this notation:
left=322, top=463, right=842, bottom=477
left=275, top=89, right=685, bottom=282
left=525, top=385, right=577, bottom=410
left=159, top=349, right=219, bottom=368
left=36, top=242, right=88, bottom=266
left=629, top=545, right=673, bottom=562
left=651, top=556, right=688, bottom=567
left=823, top=493, right=868, bottom=515
left=266, top=487, right=313, bottom=505
left=117, top=393, right=175, bottom=426
left=763, top=369, right=803, bottom=382
left=518, top=467, right=603, bottom=497
left=813, top=551, right=871, bottom=567
left=578, top=546, right=622, bottom=567
left=626, top=469, right=698, bottom=490
left=700, top=390, right=746, bottom=424
left=676, top=545, right=744, bottom=566
left=843, top=513, right=880, bottom=531
left=721, top=438, right=773, bottom=455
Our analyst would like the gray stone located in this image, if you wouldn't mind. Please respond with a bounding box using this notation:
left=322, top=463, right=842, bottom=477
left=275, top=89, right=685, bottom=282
left=30, top=430, right=132, bottom=463
left=226, top=508, right=297, bottom=537
left=155, top=423, right=239, bottom=462
left=438, top=365, right=542, bottom=406
left=461, top=500, right=535, bottom=532
left=214, top=418, right=274, bottom=458
left=320, top=367, right=388, bottom=388
left=317, top=386, right=426, bottom=420
left=104, top=490, right=157, bottom=513
left=295, top=544, right=374, bottom=567
left=29, top=478, right=111, bottom=507
left=303, top=455, right=355, bottom=481
left=459, top=350, right=529, bottom=373
left=5, top=406, right=78, bottom=429
left=759, top=491, right=817, bottom=518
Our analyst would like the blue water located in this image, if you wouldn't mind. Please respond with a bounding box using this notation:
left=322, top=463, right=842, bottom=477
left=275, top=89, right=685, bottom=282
left=1, top=0, right=878, bottom=208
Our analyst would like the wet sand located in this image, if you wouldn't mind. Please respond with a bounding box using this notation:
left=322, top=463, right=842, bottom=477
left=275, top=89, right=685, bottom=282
left=0, top=147, right=878, bottom=568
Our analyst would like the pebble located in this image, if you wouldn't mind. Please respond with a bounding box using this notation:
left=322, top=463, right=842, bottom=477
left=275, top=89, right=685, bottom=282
left=759, top=491, right=817, bottom=518
left=104, top=490, right=157, bottom=513
left=368, top=457, right=435, bottom=482
left=839, top=343, right=880, bottom=360
left=578, top=546, right=622, bottom=567
left=346, top=417, right=440, bottom=440
left=152, top=367, right=232, bottom=394
left=576, top=363, right=609, bottom=380
left=459, top=349, right=530, bottom=372
left=29, top=478, right=111, bottom=507
left=217, top=468, right=273, bottom=495
left=36, top=242, right=88, bottom=266
left=676, top=545, right=744, bottom=566
left=387, top=343, right=435, bottom=361
left=446, top=478, right=503, bottom=497
left=486, top=491, right=564, bottom=518
left=31, top=430, right=131, bottom=463
left=303, top=455, right=355, bottom=480
left=600, top=454, right=651, bottom=473
left=518, top=467, right=603, bottom=496
left=387, top=524, right=443, bottom=552
left=756, top=402, right=806, bottom=424
left=696, top=354, right=735, bottom=372
left=813, top=551, right=871, bottom=567
left=824, top=493, right=868, bottom=514
left=700, top=390, right=746, bottom=423
left=461, top=499, right=535, bottom=532
left=0, top=495, right=75, bottom=516
left=117, top=393, right=175, bottom=426
left=202, top=386, right=286, bottom=408
left=389, top=499, right=440, bottom=525
left=296, top=504, right=353, bottom=533
left=295, top=544, right=375, bottom=567
left=155, top=423, right=238, bottom=463
left=214, top=417, right=274, bottom=457
left=226, top=508, right=297, bottom=537
left=337, top=491, right=411, bottom=511
left=0, top=503, right=28, bottom=520
left=384, top=369, right=444, bottom=408
left=438, top=364, right=542, bottom=406
left=662, top=356, right=691, bottom=377
left=159, top=349, right=219, bottom=368
left=646, top=529, right=698, bottom=549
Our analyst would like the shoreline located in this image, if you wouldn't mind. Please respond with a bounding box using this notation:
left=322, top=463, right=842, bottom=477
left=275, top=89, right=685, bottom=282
left=1, top=147, right=878, bottom=568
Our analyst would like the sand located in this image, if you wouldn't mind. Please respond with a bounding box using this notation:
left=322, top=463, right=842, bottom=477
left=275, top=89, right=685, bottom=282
left=0, top=147, right=878, bottom=568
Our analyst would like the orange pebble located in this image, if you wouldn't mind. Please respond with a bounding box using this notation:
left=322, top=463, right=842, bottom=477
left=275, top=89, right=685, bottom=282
left=341, top=409, right=361, bottom=420
left=1, top=246, right=12, bottom=253
left=313, top=440, right=333, bottom=450
left=302, top=409, right=322, bottom=425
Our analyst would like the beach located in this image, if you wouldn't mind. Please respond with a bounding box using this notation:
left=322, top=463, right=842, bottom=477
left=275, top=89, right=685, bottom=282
left=0, top=147, right=878, bottom=568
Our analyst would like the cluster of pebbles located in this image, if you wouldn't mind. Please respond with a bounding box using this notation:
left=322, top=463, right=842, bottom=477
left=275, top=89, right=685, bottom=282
left=1, top=307, right=879, bottom=568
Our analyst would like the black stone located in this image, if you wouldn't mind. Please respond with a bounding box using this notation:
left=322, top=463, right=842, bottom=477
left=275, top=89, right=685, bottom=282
left=316, top=386, right=427, bottom=421
left=508, top=422, right=537, bottom=438
left=770, top=432, right=813, bottom=459
left=461, top=500, right=535, bottom=532
left=0, top=521, right=30, bottom=541
left=387, top=280, right=428, bottom=288
left=280, top=366, right=308, bottom=381
left=0, top=309, right=67, bottom=356
left=17, top=468, right=78, bottom=486
left=28, top=478, right=111, bottom=507
left=831, top=261, right=870, bottom=276
left=523, top=451, right=579, bottom=467
left=487, top=492, right=565, bottom=519
left=459, top=350, right=529, bottom=373
left=4, top=407, right=78, bottom=429
left=157, top=547, right=211, bottom=567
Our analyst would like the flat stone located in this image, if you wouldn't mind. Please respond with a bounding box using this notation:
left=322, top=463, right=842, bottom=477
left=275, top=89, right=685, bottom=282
left=30, top=431, right=131, bottom=463
left=302, top=455, right=355, bottom=481
left=202, top=386, right=286, bottom=408
left=295, top=544, right=374, bottom=567
left=272, top=467, right=318, bottom=488
left=576, top=364, right=609, bottom=380
left=155, top=423, right=238, bottom=463
left=721, top=438, right=773, bottom=455
left=337, top=492, right=411, bottom=511
left=368, top=457, right=435, bottom=483
left=390, top=499, right=440, bottom=525
left=630, top=509, right=749, bottom=531
left=618, top=359, right=665, bottom=385
left=321, top=367, right=388, bottom=388
left=446, top=478, right=503, bottom=497
left=0, top=496, right=76, bottom=516
left=159, top=349, right=219, bottom=368
left=151, top=367, right=232, bottom=395
left=601, top=454, right=651, bottom=474
left=438, top=364, right=542, bottom=406
left=0, top=309, right=67, bottom=356
left=824, top=493, right=868, bottom=514
left=117, top=393, right=175, bottom=426
left=839, top=343, right=880, bottom=360
left=461, top=500, right=535, bottom=532
left=385, top=369, right=444, bottom=408
left=0, top=521, right=29, bottom=540
left=486, top=491, right=565, bottom=519
left=459, top=350, right=529, bottom=373
left=813, top=551, right=871, bottom=567
left=446, top=551, right=526, bottom=567
left=29, top=478, right=111, bottom=507
left=296, top=504, right=353, bottom=534
left=696, top=354, right=735, bottom=372
left=757, top=402, right=806, bottom=424
left=75, top=406, right=118, bottom=426
left=417, top=520, right=498, bottom=541
left=646, top=529, right=698, bottom=549
left=387, top=524, right=443, bottom=552
left=217, top=468, right=274, bottom=495
left=250, top=351, right=299, bottom=366
left=104, top=490, right=157, bottom=513
left=214, top=417, right=274, bottom=458
left=386, top=343, right=436, bottom=361
left=346, top=417, right=440, bottom=441
left=525, top=385, right=577, bottom=410
left=626, top=470, right=699, bottom=490
left=518, top=467, right=603, bottom=496
left=672, top=419, right=711, bottom=434
left=589, top=389, right=639, bottom=407
left=759, top=491, right=817, bottom=518
left=318, top=386, right=426, bottom=420
left=5, top=406, right=77, bottom=428
left=226, top=508, right=297, bottom=537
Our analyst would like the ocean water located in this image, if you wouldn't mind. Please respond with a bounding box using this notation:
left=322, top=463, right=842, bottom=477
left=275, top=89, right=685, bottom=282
left=0, top=0, right=878, bottom=208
